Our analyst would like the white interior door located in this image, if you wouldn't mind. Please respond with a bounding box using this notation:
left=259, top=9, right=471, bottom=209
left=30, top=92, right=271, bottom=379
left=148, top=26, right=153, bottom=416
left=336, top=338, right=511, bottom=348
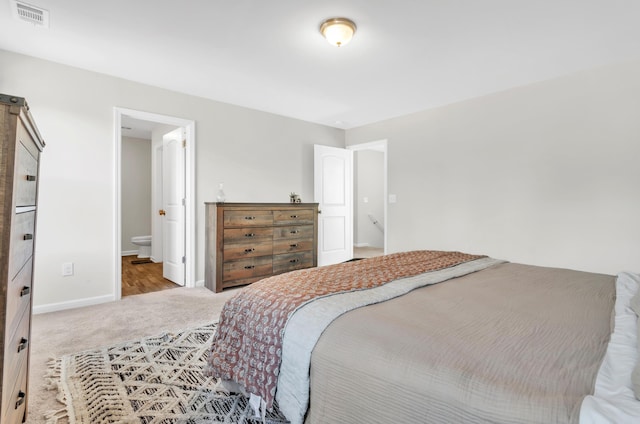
left=314, top=144, right=353, bottom=266
left=151, top=143, right=164, bottom=262
left=162, top=128, right=185, bottom=285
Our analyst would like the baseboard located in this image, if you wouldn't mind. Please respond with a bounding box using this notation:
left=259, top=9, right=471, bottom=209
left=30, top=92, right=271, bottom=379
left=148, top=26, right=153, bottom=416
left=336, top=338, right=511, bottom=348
left=354, top=243, right=371, bottom=247
left=33, top=294, right=116, bottom=315
left=195, top=279, right=205, bottom=288
left=122, top=250, right=138, bottom=256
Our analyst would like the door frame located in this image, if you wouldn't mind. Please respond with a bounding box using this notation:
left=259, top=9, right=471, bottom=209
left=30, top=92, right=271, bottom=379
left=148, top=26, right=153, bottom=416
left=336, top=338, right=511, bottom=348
left=347, top=139, right=388, bottom=254
left=113, top=107, right=196, bottom=300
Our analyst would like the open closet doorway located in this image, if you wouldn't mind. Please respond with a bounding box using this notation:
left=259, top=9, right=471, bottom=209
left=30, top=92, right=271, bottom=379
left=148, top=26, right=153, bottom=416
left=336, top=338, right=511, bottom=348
left=114, top=108, right=196, bottom=300
left=314, top=141, right=387, bottom=265
left=348, top=140, right=387, bottom=259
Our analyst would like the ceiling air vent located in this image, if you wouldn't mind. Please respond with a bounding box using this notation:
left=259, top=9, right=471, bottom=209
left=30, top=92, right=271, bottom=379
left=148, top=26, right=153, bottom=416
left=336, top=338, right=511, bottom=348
left=12, top=1, right=49, bottom=28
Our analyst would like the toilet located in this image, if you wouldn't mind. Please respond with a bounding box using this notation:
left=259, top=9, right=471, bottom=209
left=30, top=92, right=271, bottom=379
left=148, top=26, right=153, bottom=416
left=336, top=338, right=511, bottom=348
left=131, top=235, right=152, bottom=258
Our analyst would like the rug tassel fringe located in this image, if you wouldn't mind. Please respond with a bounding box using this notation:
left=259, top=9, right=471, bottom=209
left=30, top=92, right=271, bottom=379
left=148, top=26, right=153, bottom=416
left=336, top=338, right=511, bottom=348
left=44, top=356, right=71, bottom=423
left=44, top=357, right=61, bottom=390
left=44, top=407, right=70, bottom=424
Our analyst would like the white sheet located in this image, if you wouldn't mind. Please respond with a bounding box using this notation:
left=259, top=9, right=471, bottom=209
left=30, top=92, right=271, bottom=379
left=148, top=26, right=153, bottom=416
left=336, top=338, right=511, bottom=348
left=580, top=271, right=640, bottom=423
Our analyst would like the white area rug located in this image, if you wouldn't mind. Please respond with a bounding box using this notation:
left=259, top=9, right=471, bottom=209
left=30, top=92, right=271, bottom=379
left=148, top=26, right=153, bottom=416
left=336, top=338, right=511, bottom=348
left=45, top=322, right=289, bottom=424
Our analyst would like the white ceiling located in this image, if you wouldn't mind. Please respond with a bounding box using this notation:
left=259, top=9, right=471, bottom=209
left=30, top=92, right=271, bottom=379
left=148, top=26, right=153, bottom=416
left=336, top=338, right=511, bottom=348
left=2, top=0, right=640, bottom=129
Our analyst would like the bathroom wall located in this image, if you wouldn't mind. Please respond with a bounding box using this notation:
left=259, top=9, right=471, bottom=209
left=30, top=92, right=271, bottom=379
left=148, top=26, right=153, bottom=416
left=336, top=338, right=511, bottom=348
left=121, top=136, right=152, bottom=255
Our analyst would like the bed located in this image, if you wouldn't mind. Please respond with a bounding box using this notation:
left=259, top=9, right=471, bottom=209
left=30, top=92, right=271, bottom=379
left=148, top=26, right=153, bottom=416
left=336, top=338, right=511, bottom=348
left=204, top=250, right=640, bottom=424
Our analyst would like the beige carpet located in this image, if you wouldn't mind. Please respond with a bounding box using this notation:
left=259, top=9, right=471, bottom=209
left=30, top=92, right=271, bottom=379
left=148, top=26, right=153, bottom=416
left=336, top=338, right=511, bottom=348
left=27, top=287, right=238, bottom=424
left=353, top=246, right=384, bottom=259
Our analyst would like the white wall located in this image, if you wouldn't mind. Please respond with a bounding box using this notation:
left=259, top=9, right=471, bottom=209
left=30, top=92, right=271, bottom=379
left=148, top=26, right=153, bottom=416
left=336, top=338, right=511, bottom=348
left=0, top=49, right=344, bottom=311
left=121, top=136, right=152, bottom=254
left=346, top=60, right=640, bottom=275
left=354, top=150, right=384, bottom=248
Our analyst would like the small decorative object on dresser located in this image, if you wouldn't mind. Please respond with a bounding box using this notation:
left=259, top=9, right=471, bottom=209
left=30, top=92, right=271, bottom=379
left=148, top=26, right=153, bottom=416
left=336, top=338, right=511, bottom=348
left=205, top=202, right=318, bottom=293
left=0, top=94, right=45, bottom=424
left=289, top=192, right=300, bottom=203
left=215, top=183, right=226, bottom=203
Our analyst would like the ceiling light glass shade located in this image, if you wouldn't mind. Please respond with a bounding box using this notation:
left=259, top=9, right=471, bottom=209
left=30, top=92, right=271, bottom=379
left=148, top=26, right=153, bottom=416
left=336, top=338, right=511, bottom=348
left=320, top=18, right=357, bottom=47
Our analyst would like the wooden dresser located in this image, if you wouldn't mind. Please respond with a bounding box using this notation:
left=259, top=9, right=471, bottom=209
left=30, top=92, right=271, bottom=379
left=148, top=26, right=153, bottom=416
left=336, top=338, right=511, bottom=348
left=0, top=94, right=45, bottom=424
left=205, top=203, right=318, bottom=293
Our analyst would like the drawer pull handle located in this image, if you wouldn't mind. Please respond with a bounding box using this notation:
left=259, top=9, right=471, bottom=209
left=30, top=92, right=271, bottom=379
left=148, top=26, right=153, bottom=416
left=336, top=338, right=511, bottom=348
left=290, top=259, right=300, bottom=263
left=290, top=230, right=299, bottom=234
left=244, top=233, right=255, bottom=238
left=244, top=265, right=255, bottom=269
left=23, top=233, right=33, bottom=240
left=18, top=338, right=28, bottom=353
left=289, top=243, right=298, bottom=248
left=244, top=216, right=256, bottom=220
left=26, top=175, right=37, bottom=182
left=20, top=286, right=30, bottom=297
left=290, top=215, right=299, bottom=219
left=244, top=248, right=255, bottom=253
left=15, top=391, right=26, bottom=409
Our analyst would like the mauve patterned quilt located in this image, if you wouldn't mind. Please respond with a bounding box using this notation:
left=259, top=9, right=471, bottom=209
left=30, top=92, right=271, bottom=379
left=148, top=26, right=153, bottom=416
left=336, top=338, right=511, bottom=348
left=204, top=250, right=485, bottom=410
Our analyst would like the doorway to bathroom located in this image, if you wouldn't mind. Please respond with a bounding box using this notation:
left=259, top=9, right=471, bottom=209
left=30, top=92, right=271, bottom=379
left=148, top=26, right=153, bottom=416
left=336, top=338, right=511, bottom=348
left=114, top=108, right=196, bottom=299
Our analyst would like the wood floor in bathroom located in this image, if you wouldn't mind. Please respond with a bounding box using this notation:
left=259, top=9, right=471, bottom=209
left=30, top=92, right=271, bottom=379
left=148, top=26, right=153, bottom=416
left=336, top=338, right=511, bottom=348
left=121, top=255, right=180, bottom=297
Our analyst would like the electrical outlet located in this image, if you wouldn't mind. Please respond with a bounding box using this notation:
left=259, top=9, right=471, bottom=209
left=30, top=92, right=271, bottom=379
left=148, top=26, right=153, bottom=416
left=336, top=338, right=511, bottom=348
left=62, top=262, right=74, bottom=276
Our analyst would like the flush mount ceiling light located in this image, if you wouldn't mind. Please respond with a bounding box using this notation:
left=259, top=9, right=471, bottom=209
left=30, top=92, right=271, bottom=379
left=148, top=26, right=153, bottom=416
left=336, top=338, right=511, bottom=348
left=319, top=17, right=357, bottom=47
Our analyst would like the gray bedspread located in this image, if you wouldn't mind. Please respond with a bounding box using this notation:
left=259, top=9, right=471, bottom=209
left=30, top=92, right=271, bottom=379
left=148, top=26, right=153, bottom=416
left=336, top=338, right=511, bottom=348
left=305, top=262, right=615, bottom=424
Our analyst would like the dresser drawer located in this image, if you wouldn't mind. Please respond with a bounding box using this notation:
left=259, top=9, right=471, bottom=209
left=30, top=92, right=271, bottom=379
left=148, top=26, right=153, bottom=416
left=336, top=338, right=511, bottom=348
left=14, top=137, right=39, bottom=207
left=223, top=257, right=272, bottom=282
left=206, top=203, right=318, bottom=292
left=273, top=209, right=315, bottom=225
left=4, top=307, right=31, bottom=379
left=273, top=251, right=314, bottom=275
left=273, top=238, right=314, bottom=255
left=223, top=241, right=273, bottom=261
left=9, top=211, right=35, bottom=280
left=223, top=227, right=272, bottom=244
left=223, top=210, right=273, bottom=227
left=0, top=96, right=43, bottom=424
left=6, top=257, right=32, bottom=342
left=273, top=225, right=314, bottom=240
left=1, top=353, right=27, bottom=424
left=2, top=309, right=30, bottom=423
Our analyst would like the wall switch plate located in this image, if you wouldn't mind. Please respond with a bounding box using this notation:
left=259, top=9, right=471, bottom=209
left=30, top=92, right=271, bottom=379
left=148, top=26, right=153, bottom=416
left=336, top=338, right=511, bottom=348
left=62, top=262, right=74, bottom=276
left=388, top=194, right=397, bottom=203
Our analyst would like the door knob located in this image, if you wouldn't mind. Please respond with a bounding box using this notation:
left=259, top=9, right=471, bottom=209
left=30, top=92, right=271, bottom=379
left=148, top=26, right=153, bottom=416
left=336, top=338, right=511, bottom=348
left=159, top=209, right=166, bottom=216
